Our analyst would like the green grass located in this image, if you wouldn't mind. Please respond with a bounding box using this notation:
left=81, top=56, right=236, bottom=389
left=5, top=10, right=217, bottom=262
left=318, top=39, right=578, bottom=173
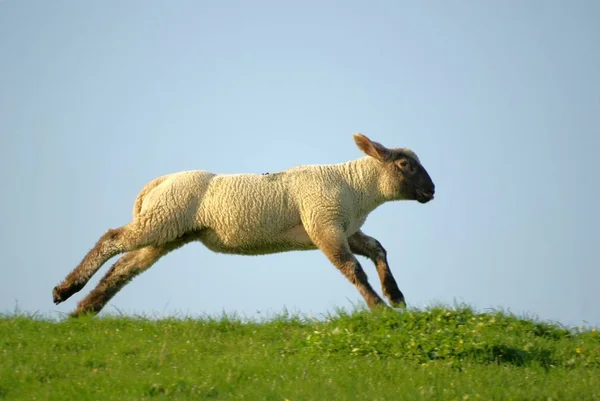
left=1, top=306, right=598, bottom=400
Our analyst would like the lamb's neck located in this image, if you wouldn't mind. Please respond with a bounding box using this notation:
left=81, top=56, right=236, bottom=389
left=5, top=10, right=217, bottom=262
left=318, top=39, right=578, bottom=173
left=338, top=157, right=389, bottom=215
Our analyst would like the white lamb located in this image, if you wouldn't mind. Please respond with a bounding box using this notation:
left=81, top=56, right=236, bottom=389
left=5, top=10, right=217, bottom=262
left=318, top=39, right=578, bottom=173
left=53, top=133, right=435, bottom=317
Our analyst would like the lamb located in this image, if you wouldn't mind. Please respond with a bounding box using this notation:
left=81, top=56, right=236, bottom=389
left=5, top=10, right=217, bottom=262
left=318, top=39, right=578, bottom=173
left=52, top=133, right=435, bottom=317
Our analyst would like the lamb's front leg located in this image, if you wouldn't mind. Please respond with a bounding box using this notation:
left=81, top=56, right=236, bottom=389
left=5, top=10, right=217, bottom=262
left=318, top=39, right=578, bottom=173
left=348, top=230, right=406, bottom=308
left=308, top=225, right=385, bottom=310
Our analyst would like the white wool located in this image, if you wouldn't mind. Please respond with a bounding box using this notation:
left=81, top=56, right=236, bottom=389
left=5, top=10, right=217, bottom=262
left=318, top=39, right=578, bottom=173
left=131, top=155, right=411, bottom=255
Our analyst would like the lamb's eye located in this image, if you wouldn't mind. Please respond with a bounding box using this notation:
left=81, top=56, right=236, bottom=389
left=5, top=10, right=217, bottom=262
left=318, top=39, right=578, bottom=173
left=399, top=161, right=408, bottom=168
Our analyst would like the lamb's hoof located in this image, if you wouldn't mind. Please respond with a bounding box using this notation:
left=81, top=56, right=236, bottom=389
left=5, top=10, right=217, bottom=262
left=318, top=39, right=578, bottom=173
left=52, top=286, right=65, bottom=305
left=390, top=297, right=407, bottom=309
left=384, top=289, right=406, bottom=308
left=69, top=309, right=86, bottom=319
left=69, top=305, right=100, bottom=319
left=52, top=283, right=83, bottom=305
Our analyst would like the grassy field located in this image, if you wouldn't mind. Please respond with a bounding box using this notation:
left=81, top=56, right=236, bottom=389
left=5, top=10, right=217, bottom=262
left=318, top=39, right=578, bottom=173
left=1, top=306, right=598, bottom=401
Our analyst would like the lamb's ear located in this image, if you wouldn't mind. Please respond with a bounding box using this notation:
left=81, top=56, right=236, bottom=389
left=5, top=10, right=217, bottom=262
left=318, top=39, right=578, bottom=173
left=353, top=133, right=393, bottom=162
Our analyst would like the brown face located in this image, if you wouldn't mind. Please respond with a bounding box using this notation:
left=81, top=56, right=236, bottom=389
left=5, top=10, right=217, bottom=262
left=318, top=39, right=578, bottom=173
left=391, top=154, right=435, bottom=204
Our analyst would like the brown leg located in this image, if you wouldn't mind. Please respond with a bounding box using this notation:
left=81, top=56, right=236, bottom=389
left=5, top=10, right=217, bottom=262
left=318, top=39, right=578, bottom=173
left=70, top=234, right=196, bottom=317
left=348, top=230, right=406, bottom=307
left=308, top=225, right=385, bottom=310
left=53, top=219, right=168, bottom=305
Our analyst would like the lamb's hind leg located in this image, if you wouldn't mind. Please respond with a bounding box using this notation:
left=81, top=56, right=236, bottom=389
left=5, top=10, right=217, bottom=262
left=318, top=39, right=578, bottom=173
left=348, top=230, right=406, bottom=308
left=53, top=219, right=172, bottom=305
left=70, top=233, right=197, bottom=317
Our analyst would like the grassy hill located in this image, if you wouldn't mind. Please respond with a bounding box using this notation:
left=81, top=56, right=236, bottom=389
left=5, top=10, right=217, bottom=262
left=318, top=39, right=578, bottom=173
left=1, top=306, right=598, bottom=400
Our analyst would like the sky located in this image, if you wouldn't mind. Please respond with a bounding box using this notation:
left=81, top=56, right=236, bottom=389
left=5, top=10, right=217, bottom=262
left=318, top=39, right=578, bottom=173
left=1, top=1, right=598, bottom=327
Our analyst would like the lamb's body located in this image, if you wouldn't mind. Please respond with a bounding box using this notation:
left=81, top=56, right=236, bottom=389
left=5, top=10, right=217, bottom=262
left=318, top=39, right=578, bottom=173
left=135, top=158, right=385, bottom=255
left=52, top=134, right=435, bottom=317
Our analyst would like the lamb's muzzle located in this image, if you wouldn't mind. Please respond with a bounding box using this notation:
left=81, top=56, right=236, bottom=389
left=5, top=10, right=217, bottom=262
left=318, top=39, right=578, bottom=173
left=52, top=132, right=435, bottom=317
left=416, top=189, right=435, bottom=203
left=415, top=170, right=435, bottom=203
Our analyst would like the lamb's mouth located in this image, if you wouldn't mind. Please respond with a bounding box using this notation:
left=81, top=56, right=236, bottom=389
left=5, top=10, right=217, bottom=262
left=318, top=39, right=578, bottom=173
left=416, top=189, right=434, bottom=204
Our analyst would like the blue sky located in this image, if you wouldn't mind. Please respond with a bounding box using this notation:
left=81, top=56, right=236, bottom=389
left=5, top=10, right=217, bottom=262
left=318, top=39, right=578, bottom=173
left=1, top=1, right=598, bottom=326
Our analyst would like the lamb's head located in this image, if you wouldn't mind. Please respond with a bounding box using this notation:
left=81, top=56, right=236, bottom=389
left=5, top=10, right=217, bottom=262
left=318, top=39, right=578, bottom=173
left=353, top=133, right=435, bottom=204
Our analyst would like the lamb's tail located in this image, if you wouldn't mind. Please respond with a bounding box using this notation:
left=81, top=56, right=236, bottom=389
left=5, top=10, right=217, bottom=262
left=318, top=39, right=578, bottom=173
left=132, top=175, right=170, bottom=218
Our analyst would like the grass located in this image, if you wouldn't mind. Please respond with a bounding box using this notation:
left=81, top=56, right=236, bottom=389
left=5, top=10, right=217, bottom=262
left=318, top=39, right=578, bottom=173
left=1, top=305, right=599, bottom=400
